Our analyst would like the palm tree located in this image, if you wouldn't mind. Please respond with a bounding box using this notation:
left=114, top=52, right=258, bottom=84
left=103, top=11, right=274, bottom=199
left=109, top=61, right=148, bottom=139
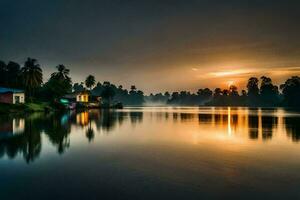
left=45, top=65, right=72, bottom=99
left=85, top=75, right=95, bottom=90
left=51, top=64, right=71, bottom=82
left=21, top=58, right=43, bottom=100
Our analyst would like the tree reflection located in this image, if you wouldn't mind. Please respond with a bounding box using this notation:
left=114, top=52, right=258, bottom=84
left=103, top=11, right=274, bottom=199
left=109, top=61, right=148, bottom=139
left=196, top=108, right=279, bottom=141
left=129, top=111, right=143, bottom=125
left=180, top=113, right=196, bottom=122
left=285, top=117, right=300, bottom=142
left=0, top=115, right=42, bottom=163
left=248, top=115, right=259, bottom=140
left=23, top=117, right=42, bottom=162
left=43, top=113, right=71, bottom=154
left=0, top=112, right=72, bottom=162
left=86, top=121, right=95, bottom=142
left=95, top=110, right=119, bottom=132
left=75, top=110, right=140, bottom=135
left=198, top=113, right=212, bottom=123
left=173, top=113, right=179, bottom=122
left=261, top=116, right=276, bottom=141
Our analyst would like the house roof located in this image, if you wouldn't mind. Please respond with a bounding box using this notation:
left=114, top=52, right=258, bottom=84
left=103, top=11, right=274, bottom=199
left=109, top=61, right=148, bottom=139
left=0, top=87, right=24, bottom=94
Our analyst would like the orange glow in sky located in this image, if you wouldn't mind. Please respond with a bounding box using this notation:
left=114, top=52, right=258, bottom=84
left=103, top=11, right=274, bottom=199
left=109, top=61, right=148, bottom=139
left=227, top=81, right=234, bottom=88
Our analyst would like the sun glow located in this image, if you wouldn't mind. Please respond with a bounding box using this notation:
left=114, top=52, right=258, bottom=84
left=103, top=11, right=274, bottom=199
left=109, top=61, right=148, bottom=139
left=227, top=81, right=234, bottom=87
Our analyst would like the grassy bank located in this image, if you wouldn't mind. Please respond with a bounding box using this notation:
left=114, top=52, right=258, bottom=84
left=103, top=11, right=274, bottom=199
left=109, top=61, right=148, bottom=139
left=0, top=102, right=52, bottom=114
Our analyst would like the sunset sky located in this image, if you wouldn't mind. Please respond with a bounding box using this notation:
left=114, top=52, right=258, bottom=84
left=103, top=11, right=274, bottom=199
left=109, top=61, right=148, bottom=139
left=1, top=0, right=300, bottom=93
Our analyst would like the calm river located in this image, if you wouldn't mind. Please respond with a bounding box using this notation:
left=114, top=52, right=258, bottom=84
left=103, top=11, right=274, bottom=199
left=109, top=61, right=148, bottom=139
left=1, top=107, right=300, bottom=199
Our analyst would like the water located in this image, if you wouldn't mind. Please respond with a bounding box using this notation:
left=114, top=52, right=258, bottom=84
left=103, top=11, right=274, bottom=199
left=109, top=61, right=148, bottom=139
left=1, top=107, right=300, bottom=199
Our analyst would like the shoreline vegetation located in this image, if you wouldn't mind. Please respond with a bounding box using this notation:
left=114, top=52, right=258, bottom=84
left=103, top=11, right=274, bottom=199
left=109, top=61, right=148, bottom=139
left=0, top=57, right=300, bottom=114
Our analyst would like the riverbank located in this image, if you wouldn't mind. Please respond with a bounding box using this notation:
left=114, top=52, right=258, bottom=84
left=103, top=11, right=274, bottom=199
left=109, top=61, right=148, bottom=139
left=0, top=102, right=52, bottom=114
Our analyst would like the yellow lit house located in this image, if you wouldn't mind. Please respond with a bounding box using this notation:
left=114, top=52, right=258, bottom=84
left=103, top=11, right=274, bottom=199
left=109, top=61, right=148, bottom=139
left=61, top=90, right=101, bottom=108
left=76, top=91, right=89, bottom=103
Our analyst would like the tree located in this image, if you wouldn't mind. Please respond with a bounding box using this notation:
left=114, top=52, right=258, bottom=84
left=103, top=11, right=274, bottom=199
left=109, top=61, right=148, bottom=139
left=101, top=82, right=116, bottom=106
left=197, top=88, right=212, bottom=104
left=43, top=65, right=72, bottom=100
left=241, top=90, right=247, bottom=96
left=85, top=75, right=95, bottom=90
left=240, top=89, right=247, bottom=105
left=260, top=76, right=279, bottom=106
left=247, top=77, right=259, bottom=105
left=207, top=88, right=224, bottom=105
left=280, top=76, right=300, bottom=107
left=167, top=92, right=179, bottom=104
left=136, top=90, right=144, bottom=103
left=214, top=88, right=222, bottom=98
left=130, top=85, right=137, bottom=93
left=164, top=91, right=170, bottom=99
left=127, top=85, right=144, bottom=105
left=73, top=82, right=85, bottom=92
left=21, top=58, right=43, bottom=100
left=222, top=89, right=229, bottom=96
left=51, top=65, right=71, bottom=82
left=229, top=85, right=238, bottom=96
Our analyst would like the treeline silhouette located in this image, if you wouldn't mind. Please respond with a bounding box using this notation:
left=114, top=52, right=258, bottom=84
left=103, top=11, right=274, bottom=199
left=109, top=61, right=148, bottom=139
left=146, top=76, right=300, bottom=107
left=1, top=58, right=300, bottom=107
left=0, top=58, right=144, bottom=105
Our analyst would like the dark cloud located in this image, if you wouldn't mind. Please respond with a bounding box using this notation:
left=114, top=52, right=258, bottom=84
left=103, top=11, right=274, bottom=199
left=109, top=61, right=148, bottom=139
left=1, top=0, right=300, bottom=92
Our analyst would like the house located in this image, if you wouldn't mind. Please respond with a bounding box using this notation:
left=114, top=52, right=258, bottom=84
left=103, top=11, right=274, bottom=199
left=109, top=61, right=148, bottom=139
left=76, top=91, right=89, bottom=103
left=76, top=91, right=101, bottom=105
left=61, top=92, right=87, bottom=103
left=61, top=90, right=101, bottom=109
left=0, top=87, right=25, bottom=104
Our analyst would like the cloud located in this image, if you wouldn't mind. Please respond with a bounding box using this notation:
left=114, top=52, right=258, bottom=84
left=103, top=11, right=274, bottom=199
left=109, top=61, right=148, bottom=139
left=209, top=69, right=254, bottom=77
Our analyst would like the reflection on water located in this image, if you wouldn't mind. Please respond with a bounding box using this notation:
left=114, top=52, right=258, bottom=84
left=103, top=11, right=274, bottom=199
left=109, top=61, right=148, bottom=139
left=0, top=118, right=25, bottom=138
left=1, top=107, right=300, bottom=199
left=0, top=109, right=145, bottom=162
left=1, top=107, right=300, bottom=163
